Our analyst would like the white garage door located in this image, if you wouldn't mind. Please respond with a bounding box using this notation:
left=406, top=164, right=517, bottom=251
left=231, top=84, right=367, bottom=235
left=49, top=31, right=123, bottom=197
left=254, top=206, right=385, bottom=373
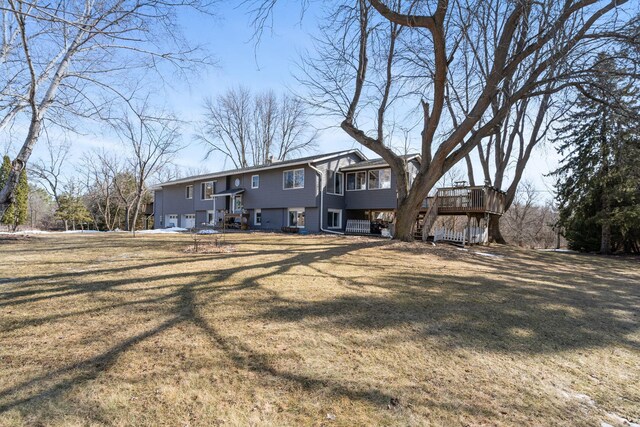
left=183, top=214, right=196, bottom=229
left=166, top=214, right=178, bottom=228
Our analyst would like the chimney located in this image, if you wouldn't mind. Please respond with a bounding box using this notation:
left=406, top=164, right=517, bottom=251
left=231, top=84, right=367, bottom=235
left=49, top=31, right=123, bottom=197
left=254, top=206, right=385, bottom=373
left=266, top=154, right=274, bottom=165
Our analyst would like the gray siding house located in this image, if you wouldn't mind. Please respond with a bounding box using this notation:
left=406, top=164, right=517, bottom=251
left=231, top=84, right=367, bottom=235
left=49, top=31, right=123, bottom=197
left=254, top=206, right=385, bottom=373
left=153, top=150, right=420, bottom=233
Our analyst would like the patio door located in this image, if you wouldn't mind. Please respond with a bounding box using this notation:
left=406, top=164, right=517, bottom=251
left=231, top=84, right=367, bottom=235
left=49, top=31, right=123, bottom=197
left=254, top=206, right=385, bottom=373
left=288, top=208, right=305, bottom=228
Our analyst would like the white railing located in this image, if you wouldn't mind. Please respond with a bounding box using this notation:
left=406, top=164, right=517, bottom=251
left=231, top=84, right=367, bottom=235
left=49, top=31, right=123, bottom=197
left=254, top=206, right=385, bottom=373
left=346, top=220, right=371, bottom=234
left=433, top=226, right=488, bottom=245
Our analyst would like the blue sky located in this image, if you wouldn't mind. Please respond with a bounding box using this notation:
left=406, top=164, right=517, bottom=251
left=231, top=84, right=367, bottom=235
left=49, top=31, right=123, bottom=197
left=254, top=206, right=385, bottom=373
left=29, top=2, right=558, bottom=200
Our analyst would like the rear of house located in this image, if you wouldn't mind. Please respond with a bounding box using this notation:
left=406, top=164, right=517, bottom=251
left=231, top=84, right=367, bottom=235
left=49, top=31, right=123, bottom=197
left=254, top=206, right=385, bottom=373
left=152, top=150, right=503, bottom=242
left=153, top=150, right=368, bottom=233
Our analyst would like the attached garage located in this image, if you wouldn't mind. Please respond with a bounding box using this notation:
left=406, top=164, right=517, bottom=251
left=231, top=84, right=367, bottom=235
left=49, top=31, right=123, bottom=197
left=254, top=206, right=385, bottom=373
left=182, top=214, right=196, bottom=229
left=166, top=214, right=178, bottom=227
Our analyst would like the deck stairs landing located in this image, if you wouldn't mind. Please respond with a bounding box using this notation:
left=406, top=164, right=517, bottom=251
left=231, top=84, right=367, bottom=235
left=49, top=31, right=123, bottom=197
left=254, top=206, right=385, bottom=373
left=414, top=194, right=439, bottom=240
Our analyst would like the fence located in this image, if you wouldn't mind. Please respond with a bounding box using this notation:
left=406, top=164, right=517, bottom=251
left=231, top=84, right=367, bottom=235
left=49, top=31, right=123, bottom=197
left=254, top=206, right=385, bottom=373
left=345, top=220, right=371, bottom=234
left=433, top=226, right=488, bottom=245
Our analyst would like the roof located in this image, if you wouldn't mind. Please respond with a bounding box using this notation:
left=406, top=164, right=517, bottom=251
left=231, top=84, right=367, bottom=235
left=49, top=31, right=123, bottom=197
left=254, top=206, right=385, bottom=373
left=213, top=188, right=244, bottom=197
left=340, top=154, right=420, bottom=171
left=155, top=149, right=367, bottom=188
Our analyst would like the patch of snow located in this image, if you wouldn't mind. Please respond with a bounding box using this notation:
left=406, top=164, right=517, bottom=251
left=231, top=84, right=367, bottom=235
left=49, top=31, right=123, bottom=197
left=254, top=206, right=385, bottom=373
left=475, top=251, right=504, bottom=258
left=456, top=248, right=468, bottom=252
left=573, top=393, right=596, bottom=406
left=539, top=248, right=577, bottom=253
left=136, top=227, right=187, bottom=234
left=198, top=229, right=220, bottom=235
left=63, top=230, right=101, bottom=233
left=18, top=229, right=52, bottom=234
left=607, top=413, right=640, bottom=427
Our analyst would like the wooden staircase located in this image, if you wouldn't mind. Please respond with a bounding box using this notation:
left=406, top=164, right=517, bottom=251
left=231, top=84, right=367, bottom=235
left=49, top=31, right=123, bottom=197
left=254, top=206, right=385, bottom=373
left=414, top=195, right=439, bottom=241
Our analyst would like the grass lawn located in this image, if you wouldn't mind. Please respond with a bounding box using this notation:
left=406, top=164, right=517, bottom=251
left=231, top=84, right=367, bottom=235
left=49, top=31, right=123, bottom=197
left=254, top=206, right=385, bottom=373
left=0, top=232, right=638, bottom=426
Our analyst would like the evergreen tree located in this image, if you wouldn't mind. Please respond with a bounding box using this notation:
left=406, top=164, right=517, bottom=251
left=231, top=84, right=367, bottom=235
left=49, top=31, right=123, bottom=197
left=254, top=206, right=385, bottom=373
left=0, top=156, right=9, bottom=188
left=1, top=167, right=28, bottom=231
left=55, top=194, right=93, bottom=230
left=1, top=156, right=13, bottom=229
left=14, top=170, right=28, bottom=230
left=553, top=55, right=640, bottom=253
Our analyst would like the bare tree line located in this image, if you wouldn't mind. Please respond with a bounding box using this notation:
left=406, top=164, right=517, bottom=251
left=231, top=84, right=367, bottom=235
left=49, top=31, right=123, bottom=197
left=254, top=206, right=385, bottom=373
left=197, top=86, right=318, bottom=169
left=29, top=103, right=181, bottom=232
left=0, top=0, right=215, bottom=218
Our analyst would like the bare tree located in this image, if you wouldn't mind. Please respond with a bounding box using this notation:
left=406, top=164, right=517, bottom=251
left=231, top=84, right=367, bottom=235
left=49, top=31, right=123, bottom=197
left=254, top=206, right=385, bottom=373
left=29, top=137, right=70, bottom=210
left=113, top=104, right=182, bottom=234
left=27, top=185, right=55, bottom=229
left=198, top=87, right=317, bottom=167
left=80, top=149, right=121, bottom=231
left=256, top=0, right=637, bottom=240
left=199, top=87, right=253, bottom=168
left=502, top=181, right=559, bottom=248
left=0, top=0, right=215, bottom=219
left=466, top=86, right=569, bottom=242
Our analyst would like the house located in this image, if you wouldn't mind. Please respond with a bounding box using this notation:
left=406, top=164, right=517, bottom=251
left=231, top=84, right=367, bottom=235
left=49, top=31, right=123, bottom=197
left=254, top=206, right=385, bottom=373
left=152, top=150, right=420, bottom=233
left=152, top=149, right=505, bottom=242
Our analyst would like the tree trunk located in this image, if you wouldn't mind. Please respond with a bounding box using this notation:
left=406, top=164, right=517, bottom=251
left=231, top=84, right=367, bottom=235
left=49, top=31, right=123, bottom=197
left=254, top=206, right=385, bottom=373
left=131, top=197, right=141, bottom=237
left=125, top=206, right=131, bottom=231
left=487, top=214, right=506, bottom=244
left=394, top=206, right=417, bottom=241
left=600, top=192, right=611, bottom=254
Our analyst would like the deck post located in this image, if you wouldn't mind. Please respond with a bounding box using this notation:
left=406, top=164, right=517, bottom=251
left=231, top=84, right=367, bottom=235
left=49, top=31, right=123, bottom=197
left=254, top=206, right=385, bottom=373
left=463, top=214, right=470, bottom=248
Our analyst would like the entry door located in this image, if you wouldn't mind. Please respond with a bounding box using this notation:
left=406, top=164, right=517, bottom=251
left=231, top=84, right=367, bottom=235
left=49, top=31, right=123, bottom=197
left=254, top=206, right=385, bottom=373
left=233, top=195, right=243, bottom=213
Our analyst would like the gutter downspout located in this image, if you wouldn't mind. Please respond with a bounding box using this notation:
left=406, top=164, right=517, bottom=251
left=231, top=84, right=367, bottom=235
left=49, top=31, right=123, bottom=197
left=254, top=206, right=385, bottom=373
left=308, top=163, right=344, bottom=235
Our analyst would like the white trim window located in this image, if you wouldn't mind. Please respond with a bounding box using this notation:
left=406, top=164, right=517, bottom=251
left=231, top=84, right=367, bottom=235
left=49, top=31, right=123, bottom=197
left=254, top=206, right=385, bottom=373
left=327, top=209, right=342, bottom=229
left=327, top=171, right=344, bottom=195
left=251, top=174, right=260, bottom=189
left=288, top=208, right=305, bottom=228
left=368, top=168, right=391, bottom=190
left=185, top=185, right=193, bottom=199
left=283, top=168, right=305, bottom=189
left=201, top=181, right=215, bottom=200
left=346, top=171, right=366, bottom=191
left=254, top=208, right=262, bottom=226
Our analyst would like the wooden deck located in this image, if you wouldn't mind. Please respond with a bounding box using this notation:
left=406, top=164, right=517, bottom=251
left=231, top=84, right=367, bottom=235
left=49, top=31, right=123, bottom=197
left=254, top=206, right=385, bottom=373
left=426, top=186, right=506, bottom=216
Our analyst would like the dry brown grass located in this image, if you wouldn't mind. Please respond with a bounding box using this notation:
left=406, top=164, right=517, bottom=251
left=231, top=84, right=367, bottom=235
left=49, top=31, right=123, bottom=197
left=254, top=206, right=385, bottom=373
left=0, top=232, right=638, bottom=426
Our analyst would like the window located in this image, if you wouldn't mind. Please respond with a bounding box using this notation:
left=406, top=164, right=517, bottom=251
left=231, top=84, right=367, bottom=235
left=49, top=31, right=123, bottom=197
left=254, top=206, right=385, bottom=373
left=346, top=171, right=366, bottom=191
left=254, top=209, right=262, bottom=225
left=185, top=185, right=193, bottom=199
left=283, top=168, right=304, bottom=189
left=251, top=175, right=259, bottom=189
left=201, top=181, right=215, bottom=200
left=369, top=169, right=391, bottom=189
left=327, top=171, right=343, bottom=195
left=327, top=209, right=342, bottom=229
left=288, top=208, right=305, bottom=228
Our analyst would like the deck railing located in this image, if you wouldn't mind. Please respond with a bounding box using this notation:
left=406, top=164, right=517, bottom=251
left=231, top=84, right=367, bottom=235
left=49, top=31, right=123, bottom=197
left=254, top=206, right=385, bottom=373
left=434, top=186, right=506, bottom=215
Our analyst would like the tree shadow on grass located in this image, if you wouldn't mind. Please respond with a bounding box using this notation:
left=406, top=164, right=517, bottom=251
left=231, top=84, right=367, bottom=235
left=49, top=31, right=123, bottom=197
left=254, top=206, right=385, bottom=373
left=262, top=250, right=640, bottom=354
left=1, top=235, right=638, bottom=421
left=0, top=238, right=391, bottom=415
